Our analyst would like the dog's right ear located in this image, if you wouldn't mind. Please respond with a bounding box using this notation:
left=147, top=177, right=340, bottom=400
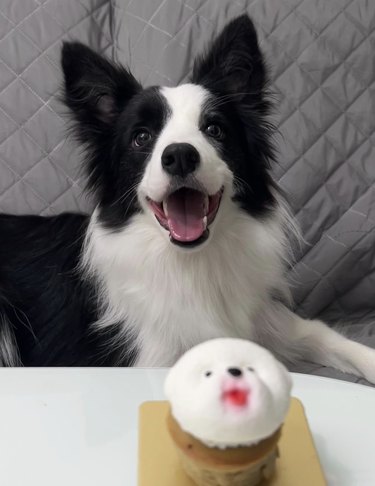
left=61, top=42, right=141, bottom=142
left=192, top=16, right=267, bottom=101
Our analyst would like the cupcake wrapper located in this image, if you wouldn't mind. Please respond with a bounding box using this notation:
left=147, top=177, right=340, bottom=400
left=178, top=445, right=278, bottom=486
left=167, top=408, right=281, bottom=486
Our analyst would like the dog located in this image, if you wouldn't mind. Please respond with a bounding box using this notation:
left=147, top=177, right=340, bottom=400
left=0, top=15, right=374, bottom=381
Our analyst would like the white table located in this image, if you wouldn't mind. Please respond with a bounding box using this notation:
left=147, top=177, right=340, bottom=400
left=0, top=369, right=374, bottom=486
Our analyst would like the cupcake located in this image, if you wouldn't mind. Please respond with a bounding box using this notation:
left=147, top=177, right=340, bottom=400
left=164, top=338, right=292, bottom=486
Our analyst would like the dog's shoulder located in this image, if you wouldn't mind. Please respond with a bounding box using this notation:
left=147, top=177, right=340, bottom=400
left=0, top=212, right=115, bottom=366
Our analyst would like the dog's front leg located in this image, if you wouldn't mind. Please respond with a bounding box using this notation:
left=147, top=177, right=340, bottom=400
left=257, top=303, right=375, bottom=384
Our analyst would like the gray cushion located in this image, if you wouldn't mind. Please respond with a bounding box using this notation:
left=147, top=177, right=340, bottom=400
left=0, top=0, right=374, bottom=383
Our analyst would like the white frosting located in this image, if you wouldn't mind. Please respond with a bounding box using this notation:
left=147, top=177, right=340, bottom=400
left=164, top=338, right=292, bottom=448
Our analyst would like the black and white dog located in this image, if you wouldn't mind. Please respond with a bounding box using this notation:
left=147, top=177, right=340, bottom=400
left=0, top=16, right=374, bottom=380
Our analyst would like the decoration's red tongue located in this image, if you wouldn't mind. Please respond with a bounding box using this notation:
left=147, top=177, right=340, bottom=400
left=223, top=389, right=249, bottom=407
left=166, top=189, right=206, bottom=242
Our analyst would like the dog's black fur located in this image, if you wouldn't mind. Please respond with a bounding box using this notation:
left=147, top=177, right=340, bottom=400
left=1, top=214, right=91, bottom=364
left=0, top=15, right=278, bottom=366
left=1, top=15, right=375, bottom=386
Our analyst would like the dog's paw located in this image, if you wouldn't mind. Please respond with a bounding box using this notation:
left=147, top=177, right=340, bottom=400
left=352, top=345, right=375, bottom=384
left=361, top=354, right=375, bottom=384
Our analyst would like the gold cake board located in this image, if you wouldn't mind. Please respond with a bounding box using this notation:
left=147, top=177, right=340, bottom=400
left=138, top=398, right=326, bottom=485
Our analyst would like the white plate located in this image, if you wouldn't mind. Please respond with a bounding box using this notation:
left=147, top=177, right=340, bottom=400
left=0, top=369, right=374, bottom=486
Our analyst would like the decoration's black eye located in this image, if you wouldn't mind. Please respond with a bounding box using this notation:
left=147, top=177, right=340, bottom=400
left=133, top=130, right=152, bottom=147
left=204, top=124, right=224, bottom=139
left=247, top=367, right=255, bottom=372
left=205, top=371, right=212, bottom=377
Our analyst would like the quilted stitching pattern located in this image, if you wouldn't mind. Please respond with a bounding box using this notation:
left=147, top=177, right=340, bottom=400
left=0, top=0, right=113, bottom=215
left=0, top=0, right=374, bottom=383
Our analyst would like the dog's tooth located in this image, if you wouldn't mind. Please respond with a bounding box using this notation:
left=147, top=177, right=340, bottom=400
left=203, top=216, right=207, bottom=229
left=163, top=200, right=168, bottom=217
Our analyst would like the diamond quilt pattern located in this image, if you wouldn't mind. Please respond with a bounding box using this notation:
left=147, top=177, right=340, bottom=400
left=0, top=0, right=113, bottom=215
left=1, top=0, right=375, bottom=382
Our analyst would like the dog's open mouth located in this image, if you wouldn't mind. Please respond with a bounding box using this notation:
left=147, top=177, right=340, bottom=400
left=147, top=187, right=223, bottom=247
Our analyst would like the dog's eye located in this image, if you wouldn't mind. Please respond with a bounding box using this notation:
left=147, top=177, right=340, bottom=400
left=133, top=130, right=152, bottom=147
left=205, top=371, right=212, bottom=377
left=204, top=124, right=224, bottom=140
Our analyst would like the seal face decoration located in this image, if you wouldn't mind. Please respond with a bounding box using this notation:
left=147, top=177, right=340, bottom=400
left=164, top=338, right=292, bottom=486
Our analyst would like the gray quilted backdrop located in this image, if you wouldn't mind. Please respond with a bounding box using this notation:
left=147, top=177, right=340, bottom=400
left=1, top=0, right=374, bottom=381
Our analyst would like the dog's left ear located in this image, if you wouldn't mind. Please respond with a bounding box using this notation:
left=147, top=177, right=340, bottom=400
left=61, top=42, right=142, bottom=197
left=192, top=15, right=266, bottom=98
left=61, top=42, right=141, bottom=141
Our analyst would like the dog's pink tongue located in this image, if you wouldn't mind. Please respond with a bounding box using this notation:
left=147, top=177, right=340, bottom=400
left=166, top=189, right=206, bottom=242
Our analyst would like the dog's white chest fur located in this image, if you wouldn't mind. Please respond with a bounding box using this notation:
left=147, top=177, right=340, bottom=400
left=84, top=204, right=287, bottom=366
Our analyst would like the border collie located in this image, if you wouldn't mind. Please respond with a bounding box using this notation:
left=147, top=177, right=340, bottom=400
left=0, top=16, right=374, bottom=381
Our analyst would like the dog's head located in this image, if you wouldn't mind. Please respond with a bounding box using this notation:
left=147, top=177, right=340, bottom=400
left=165, top=338, right=292, bottom=447
left=62, top=15, right=276, bottom=249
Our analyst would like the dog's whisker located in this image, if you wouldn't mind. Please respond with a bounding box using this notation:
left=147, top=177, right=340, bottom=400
left=233, top=175, right=254, bottom=195
left=123, top=192, right=138, bottom=216
left=204, top=91, right=264, bottom=111
left=109, top=183, right=139, bottom=207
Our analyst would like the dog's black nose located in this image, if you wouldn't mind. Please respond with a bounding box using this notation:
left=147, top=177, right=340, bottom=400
left=161, top=143, right=200, bottom=177
left=227, top=367, right=243, bottom=377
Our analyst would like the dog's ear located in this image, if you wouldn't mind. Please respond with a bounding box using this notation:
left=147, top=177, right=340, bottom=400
left=192, top=15, right=267, bottom=99
left=61, top=42, right=141, bottom=140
